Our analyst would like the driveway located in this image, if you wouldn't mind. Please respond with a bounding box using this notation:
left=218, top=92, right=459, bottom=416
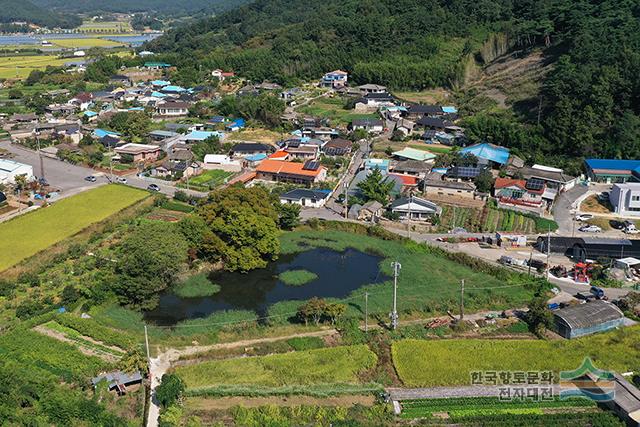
left=552, top=184, right=589, bottom=234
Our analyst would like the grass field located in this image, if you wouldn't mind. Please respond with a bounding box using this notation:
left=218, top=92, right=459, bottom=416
left=231, top=128, right=283, bottom=143
left=393, top=88, right=451, bottom=104
left=297, top=97, right=379, bottom=125
left=180, top=170, right=233, bottom=191
left=52, top=38, right=123, bottom=48
left=0, top=185, right=148, bottom=271
left=392, top=326, right=640, bottom=387
left=175, top=345, right=377, bottom=389
left=0, top=55, right=68, bottom=79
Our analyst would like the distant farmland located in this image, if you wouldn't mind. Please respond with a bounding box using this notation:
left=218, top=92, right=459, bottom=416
left=0, top=185, right=148, bottom=271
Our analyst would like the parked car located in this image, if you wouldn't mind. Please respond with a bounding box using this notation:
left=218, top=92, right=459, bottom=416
left=610, top=220, right=625, bottom=230
left=597, top=192, right=610, bottom=202
left=84, top=175, right=97, bottom=182
left=147, top=184, right=161, bottom=192
left=575, top=213, right=594, bottom=222
left=590, top=286, right=605, bottom=299
left=116, top=177, right=127, bottom=184
left=578, top=224, right=602, bottom=233
left=624, top=220, right=638, bottom=234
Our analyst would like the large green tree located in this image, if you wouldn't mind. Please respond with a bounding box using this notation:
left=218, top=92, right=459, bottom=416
left=357, top=169, right=394, bottom=205
left=114, top=222, right=189, bottom=308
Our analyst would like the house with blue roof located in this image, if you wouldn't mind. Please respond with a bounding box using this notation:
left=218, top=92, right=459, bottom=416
left=83, top=110, right=98, bottom=121
left=161, top=85, right=186, bottom=94
left=226, top=118, right=246, bottom=132
left=459, top=143, right=510, bottom=166
left=584, top=159, right=640, bottom=183
left=145, top=62, right=171, bottom=69
left=151, top=80, right=170, bottom=87
left=363, top=158, right=390, bottom=172
left=93, top=129, right=121, bottom=139
left=184, top=130, right=224, bottom=142
left=209, top=116, right=226, bottom=124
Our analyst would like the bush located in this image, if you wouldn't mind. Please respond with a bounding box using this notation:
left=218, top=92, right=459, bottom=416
left=286, top=336, right=325, bottom=351
left=156, top=374, right=185, bottom=408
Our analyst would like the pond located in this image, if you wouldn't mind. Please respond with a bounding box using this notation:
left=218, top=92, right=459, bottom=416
left=143, top=247, right=389, bottom=325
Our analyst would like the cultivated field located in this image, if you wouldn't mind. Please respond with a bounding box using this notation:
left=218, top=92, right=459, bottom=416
left=297, top=97, right=379, bottom=125
left=0, top=185, right=148, bottom=271
left=0, top=55, right=68, bottom=79
left=175, top=345, right=377, bottom=389
left=77, top=21, right=132, bottom=33
left=392, top=326, right=640, bottom=387
left=52, top=38, right=123, bottom=48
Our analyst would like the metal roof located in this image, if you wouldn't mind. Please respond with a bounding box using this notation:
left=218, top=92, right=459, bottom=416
left=460, top=143, right=510, bottom=165
left=553, top=301, right=623, bottom=330
left=585, top=159, right=640, bottom=172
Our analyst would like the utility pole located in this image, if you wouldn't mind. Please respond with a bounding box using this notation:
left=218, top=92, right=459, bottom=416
left=406, top=193, right=412, bottom=238
left=36, top=132, right=44, bottom=182
left=144, top=325, right=151, bottom=364
left=546, top=226, right=551, bottom=279
left=459, top=279, right=465, bottom=320
left=390, top=261, right=401, bottom=330
left=364, top=292, right=369, bottom=333
left=343, top=181, right=349, bottom=219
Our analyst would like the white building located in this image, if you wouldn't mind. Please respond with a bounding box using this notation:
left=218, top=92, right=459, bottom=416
left=610, top=183, right=640, bottom=217
left=390, top=196, right=441, bottom=221
left=279, top=188, right=331, bottom=208
left=0, top=159, right=34, bottom=184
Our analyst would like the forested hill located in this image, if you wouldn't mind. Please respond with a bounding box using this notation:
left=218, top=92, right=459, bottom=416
left=0, top=0, right=80, bottom=28
left=30, top=0, right=249, bottom=16
left=147, top=0, right=640, bottom=172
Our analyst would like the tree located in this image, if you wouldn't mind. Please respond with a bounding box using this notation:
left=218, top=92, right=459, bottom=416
left=357, top=169, right=394, bottom=204
left=525, top=296, right=554, bottom=336
left=155, top=374, right=185, bottom=408
left=118, top=349, right=148, bottom=375
left=474, top=169, right=494, bottom=193
left=297, top=297, right=328, bottom=325
left=277, top=203, right=300, bottom=230
left=198, top=186, right=281, bottom=272
left=8, top=89, right=22, bottom=99
left=324, top=303, right=346, bottom=325
left=13, top=174, right=28, bottom=192
left=114, top=222, right=189, bottom=308
left=104, top=111, right=150, bottom=142
left=191, top=136, right=229, bottom=161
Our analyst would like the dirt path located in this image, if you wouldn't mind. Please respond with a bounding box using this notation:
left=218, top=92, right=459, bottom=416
left=33, top=325, right=121, bottom=362
left=187, top=394, right=375, bottom=411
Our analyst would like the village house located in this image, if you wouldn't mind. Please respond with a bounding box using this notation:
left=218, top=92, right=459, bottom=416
left=69, top=92, right=94, bottom=111
left=268, top=151, right=291, bottom=161
left=357, top=84, right=387, bottom=95
left=92, top=371, right=143, bottom=396
left=392, top=147, right=436, bottom=163
left=354, top=92, right=395, bottom=111
left=211, top=69, right=235, bottom=81
left=155, top=101, right=190, bottom=117
left=389, top=160, right=431, bottom=179
left=423, top=172, right=476, bottom=200
left=405, top=104, right=445, bottom=121
left=286, top=145, right=319, bottom=161
left=390, top=196, right=441, bottom=221
left=230, top=143, right=275, bottom=158
left=255, top=159, right=327, bottom=185
left=0, top=159, right=34, bottom=184
left=279, top=188, right=331, bottom=208
left=584, top=159, right=640, bottom=184
left=517, top=164, right=576, bottom=193
left=394, top=119, right=416, bottom=137
left=323, top=138, right=353, bottom=156
left=109, top=74, right=132, bottom=87
left=358, top=200, right=384, bottom=221
left=350, top=118, right=384, bottom=134
left=459, top=142, right=511, bottom=168
left=115, top=143, right=162, bottom=163
left=10, top=113, right=37, bottom=123
left=321, top=70, right=348, bottom=88
left=493, top=177, right=546, bottom=212
left=45, top=104, right=77, bottom=115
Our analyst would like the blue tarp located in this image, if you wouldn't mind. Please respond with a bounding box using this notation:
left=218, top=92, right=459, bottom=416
left=161, top=85, right=186, bottom=93
left=460, top=143, right=510, bottom=165
left=83, top=110, right=97, bottom=117
left=185, top=130, right=223, bottom=141
left=226, top=118, right=246, bottom=130
left=209, top=115, right=226, bottom=123
left=151, top=80, right=170, bottom=86
left=442, top=106, right=458, bottom=113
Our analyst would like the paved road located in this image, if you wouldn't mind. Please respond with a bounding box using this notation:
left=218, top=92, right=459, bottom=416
left=553, top=184, right=589, bottom=234
left=0, top=140, right=206, bottom=199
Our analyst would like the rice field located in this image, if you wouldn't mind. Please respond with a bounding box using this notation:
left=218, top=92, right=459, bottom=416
left=392, top=326, right=640, bottom=387
left=0, top=55, right=68, bottom=79
left=0, top=185, right=148, bottom=271
left=52, top=38, right=124, bottom=48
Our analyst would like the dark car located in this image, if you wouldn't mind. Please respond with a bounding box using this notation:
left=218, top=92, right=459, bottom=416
left=610, top=220, right=625, bottom=230
left=147, top=184, right=161, bottom=192
left=84, top=175, right=97, bottom=182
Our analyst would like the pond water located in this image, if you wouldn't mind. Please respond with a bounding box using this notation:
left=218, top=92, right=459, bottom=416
left=144, top=248, right=389, bottom=326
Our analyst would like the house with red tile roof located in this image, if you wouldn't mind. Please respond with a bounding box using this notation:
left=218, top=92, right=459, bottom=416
left=255, top=159, right=327, bottom=186
left=494, top=177, right=546, bottom=210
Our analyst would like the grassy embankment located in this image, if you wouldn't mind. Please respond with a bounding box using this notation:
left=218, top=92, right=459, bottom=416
left=392, top=326, right=640, bottom=387
left=0, top=185, right=148, bottom=272
left=278, top=269, right=318, bottom=286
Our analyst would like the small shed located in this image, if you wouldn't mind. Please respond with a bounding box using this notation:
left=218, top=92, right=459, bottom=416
left=92, top=371, right=143, bottom=395
left=553, top=300, right=624, bottom=339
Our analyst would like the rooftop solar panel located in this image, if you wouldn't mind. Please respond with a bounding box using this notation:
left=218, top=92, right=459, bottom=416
left=303, top=160, right=320, bottom=171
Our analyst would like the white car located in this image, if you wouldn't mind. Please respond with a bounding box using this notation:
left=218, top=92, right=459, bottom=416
left=575, top=213, right=594, bottom=222
left=578, top=224, right=602, bottom=233
left=116, top=177, right=128, bottom=184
